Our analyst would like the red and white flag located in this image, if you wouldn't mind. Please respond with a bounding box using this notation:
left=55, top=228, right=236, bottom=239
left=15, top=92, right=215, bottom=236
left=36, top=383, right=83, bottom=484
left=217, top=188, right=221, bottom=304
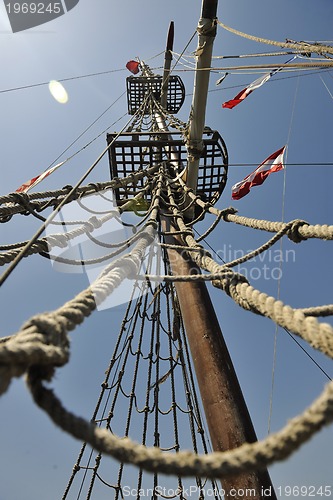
left=223, top=72, right=272, bottom=109
left=126, top=60, right=140, bottom=75
left=15, top=161, right=65, bottom=194
left=223, top=56, right=296, bottom=109
left=231, top=146, right=286, bottom=200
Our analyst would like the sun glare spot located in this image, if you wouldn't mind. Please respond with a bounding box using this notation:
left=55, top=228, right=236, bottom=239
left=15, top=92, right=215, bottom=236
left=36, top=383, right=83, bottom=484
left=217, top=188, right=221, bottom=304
left=49, top=80, right=69, bottom=104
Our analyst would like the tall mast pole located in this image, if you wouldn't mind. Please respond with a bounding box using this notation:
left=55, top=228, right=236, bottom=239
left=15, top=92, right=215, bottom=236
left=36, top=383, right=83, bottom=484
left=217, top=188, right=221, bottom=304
left=159, top=2, right=277, bottom=498
left=186, top=0, right=218, bottom=197
left=163, top=230, right=276, bottom=499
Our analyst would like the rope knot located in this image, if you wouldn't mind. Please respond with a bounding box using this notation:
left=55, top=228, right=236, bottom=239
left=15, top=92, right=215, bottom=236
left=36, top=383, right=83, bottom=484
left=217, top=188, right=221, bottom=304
left=11, top=191, right=30, bottom=203
left=22, top=313, right=70, bottom=351
left=287, top=219, right=309, bottom=243
left=213, top=269, right=249, bottom=295
left=85, top=216, right=103, bottom=232
left=146, top=219, right=158, bottom=231
left=61, top=185, right=78, bottom=203
left=62, top=184, right=74, bottom=194
left=221, top=206, right=238, bottom=220
left=46, top=233, right=69, bottom=248
left=11, top=192, right=39, bottom=214
left=87, top=182, right=104, bottom=193
left=122, top=254, right=140, bottom=279
left=196, top=245, right=212, bottom=259
left=197, top=17, right=217, bottom=38
left=230, top=270, right=249, bottom=286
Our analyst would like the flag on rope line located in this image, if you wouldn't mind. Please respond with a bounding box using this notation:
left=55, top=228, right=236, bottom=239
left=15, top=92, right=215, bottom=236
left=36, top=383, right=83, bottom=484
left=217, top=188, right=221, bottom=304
left=222, top=56, right=297, bottom=109
left=223, top=72, right=272, bottom=109
left=15, top=161, right=65, bottom=194
left=231, top=146, right=286, bottom=200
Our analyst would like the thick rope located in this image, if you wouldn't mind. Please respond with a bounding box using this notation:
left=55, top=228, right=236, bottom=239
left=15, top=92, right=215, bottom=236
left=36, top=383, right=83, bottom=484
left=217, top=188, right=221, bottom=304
left=219, top=220, right=302, bottom=268
left=217, top=21, right=333, bottom=56
left=0, top=164, right=159, bottom=220
left=225, top=213, right=333, bottom=242
left=0, top=172, right=163, bottom=394
left=0, top=187, right=153, bottom=267
left=212, top=61, right=333, bottom=71
left=131, top=272, right=333, bottom=323
left=174, top=172, right=333, bottom=241
left=26, top=369, right=333, bottom=480
left=0, top=233, right=154, bottom=394
left=163, top=180, right=333, bottom=360
left=301, top=304, right=333, bottom=317
left=224, top=282, right=333, bottom=359
left=1, top=166, right=332, bottom=481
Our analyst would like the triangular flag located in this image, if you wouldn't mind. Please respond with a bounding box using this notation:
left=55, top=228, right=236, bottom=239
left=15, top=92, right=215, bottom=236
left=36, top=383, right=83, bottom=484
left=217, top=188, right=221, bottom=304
left=223, top=72, right=272, bottom=109
left=231, top=146, right=286, bottom=200
left=15, top=161, right=65, bottom=194
left=223, top=57, right=296, bottom=109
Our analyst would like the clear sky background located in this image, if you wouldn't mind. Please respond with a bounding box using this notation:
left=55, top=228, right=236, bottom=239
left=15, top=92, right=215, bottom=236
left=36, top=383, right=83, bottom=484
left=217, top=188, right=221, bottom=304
left=0, top=1, right=332, bottom=499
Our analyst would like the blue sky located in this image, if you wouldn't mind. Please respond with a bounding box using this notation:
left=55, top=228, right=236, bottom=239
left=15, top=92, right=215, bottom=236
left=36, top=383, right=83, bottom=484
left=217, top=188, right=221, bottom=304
left=0, top=1, right=332, bottom=498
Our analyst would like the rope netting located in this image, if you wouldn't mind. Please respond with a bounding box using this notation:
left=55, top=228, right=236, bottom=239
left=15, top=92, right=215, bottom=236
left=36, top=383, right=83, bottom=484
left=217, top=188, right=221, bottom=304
left=0, top=54, right=332, bottom=498
left=61, top=272, right=222, bottom=499
left=0, top=157, right=332, bottom=488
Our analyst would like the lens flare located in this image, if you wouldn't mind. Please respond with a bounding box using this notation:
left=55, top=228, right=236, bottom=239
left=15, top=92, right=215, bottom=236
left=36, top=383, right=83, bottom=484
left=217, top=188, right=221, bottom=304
left=49, top=80, right=69, bottom=104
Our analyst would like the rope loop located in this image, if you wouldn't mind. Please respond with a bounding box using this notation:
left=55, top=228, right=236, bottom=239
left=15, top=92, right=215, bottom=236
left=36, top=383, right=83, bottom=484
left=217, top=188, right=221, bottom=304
left=122, top=254, right=141, bottom=279
left=62, top=184, right=74, bottom=195
left=84, top=216, right=103, bottom=232
left=187, top=144, right=204, bottom=162
left=22, top=314, right=70, bottom=352
left=10, top=192, right=39, bottom=214
left=45, top=233, right=69, bottom=248
left=287, top=219, right=309, bottom=243
left=10, top=191, right=30, bottom=204
left=221, top=206, right=238, bottom=220
left=146, top=219, right=158, bottom=231
left=213, top=269, right=249, bottom=295
left=59, top=184, right=82, bottom=204
left=196, top=245, right=212, bottom=259
left=197, top=17, right=217, bottom=38
left=0, top=215, right=12, bottom=224
left=86, top=182, right=105, bottom=193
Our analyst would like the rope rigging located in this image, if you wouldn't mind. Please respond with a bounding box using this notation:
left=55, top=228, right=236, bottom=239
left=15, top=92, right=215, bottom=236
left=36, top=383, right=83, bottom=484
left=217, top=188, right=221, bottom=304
left=217, top=20, right=333, bottom=56
left=0, top=13, right=332, bottom=496
left=62, top=270, right=221, bottom=499
left=0, top=156, right=332, bottom=482
left=0, top=95, right=154, bottom=288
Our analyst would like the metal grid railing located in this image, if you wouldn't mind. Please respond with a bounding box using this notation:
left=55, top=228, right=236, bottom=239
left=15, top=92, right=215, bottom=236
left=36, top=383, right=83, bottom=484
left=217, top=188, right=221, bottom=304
left=126, top=75, right=185, bottom=115
left=107, top=131, right=228, bottom=207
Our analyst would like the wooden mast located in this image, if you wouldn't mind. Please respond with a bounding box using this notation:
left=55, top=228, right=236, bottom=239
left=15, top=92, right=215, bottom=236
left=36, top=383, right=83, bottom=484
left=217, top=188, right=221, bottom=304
left=185, top=0, right=218, bottom=199
left=159, top=3, right=277, bottom=498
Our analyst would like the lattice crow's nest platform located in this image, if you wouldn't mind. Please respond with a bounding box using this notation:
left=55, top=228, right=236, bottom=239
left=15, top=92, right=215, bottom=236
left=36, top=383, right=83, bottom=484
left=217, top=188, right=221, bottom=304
left=126, top=75, right=185, bottom=115
left=107, top=130, right=228, bottom=207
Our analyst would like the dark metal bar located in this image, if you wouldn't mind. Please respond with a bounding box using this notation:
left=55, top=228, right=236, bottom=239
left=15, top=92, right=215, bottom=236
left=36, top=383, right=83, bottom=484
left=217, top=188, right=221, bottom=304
left=161, top=21, right=174, bottom=109
left=201, top=0, right=218, bottom=19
